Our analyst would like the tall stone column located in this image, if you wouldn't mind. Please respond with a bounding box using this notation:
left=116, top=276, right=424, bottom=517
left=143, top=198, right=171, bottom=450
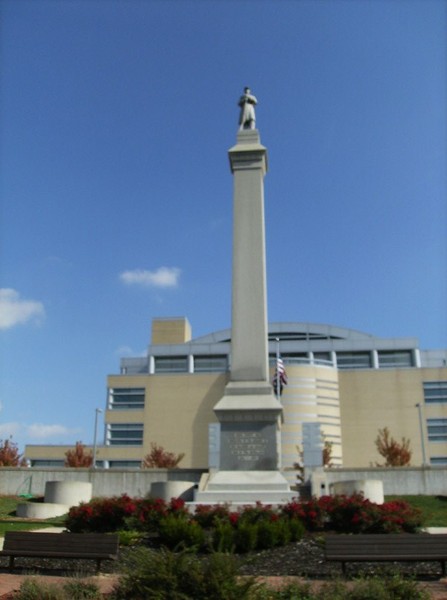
left=195, top=97, right=293, bottom=502
left=229, top=130, right=270, bottom=383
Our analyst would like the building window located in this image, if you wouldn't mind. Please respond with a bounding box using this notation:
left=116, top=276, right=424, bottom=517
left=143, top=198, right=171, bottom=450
left=107, top=424, right=144, bottom=446
left=430, top=457, right=447, bottom=466
left=378, top=351, right=413, bottom=368
left=194, top=355, right=228, bottom=372
left=30, top=460, right=65, bottom=467
left=423, top=382, right=447, bottom=404
left=427, top=418, right=447, bottom=442
left=313, top=352, right=333, bottom=365
left=109, top=388, right=145, bottom=410
left=272, top=353, right=307, bottom=365
left=154, top=356, right=188, bottom=373
left=109, top=461, right=141, bottom=468
left=336, top=352, right=372, bottom=369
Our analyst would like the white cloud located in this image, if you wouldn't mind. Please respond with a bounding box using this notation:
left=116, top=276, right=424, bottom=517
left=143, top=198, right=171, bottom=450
left=115, top=346, right=146, bottom=357
left=0, top=289, right=45, bottom=330
left=119, top=267, right=181, bottom=289
left=26, top=423, right=79, bottom=440
left=0, top=422, right=21, bottom=438
left=0, top=422, right=81, bottom=447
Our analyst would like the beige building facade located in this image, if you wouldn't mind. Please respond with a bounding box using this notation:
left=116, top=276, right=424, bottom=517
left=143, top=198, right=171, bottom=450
left=26, top=317, right=447, bottom=475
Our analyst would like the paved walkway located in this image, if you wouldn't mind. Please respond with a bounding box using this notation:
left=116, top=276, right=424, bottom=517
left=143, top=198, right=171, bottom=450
left=0, top=573, right=120, bottom=599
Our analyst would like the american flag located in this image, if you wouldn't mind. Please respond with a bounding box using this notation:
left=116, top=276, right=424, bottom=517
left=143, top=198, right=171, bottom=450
left=273, top=356, right=288, bottom=396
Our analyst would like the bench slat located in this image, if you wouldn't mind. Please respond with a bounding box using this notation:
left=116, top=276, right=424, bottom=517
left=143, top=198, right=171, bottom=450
left=325, top=534, right=447, bottom=576
left=0, top=531, right=119, bottom=573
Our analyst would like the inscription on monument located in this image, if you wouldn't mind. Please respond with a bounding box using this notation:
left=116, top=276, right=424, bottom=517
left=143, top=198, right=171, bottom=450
left=220, top=422, right=276, bottom=470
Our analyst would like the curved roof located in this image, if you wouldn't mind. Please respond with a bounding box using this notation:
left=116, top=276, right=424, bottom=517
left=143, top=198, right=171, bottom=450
left=192, top=322, right=377, bottom=344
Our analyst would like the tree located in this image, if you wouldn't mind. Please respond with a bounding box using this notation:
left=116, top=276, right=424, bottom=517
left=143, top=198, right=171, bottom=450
left=375, top=427, right=412, bottom=467
left=64, top=441, right=93, bottom=468
left=142, top=442, right=185, bottom=469
left=0, top=437, right=26, bottom=467
left=322, top=440, right=333, bottom=468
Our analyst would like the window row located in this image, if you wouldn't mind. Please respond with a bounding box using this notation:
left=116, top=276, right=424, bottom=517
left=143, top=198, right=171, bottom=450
left=427, top=418, right=447, bottom=442
left=150, top=350, right=415, bottom=373
left=424, top=382, right=447, bottom=404
left=336, top=350, right=414, bottom=369
left=109, top=388, right=145, bottom=410
left=106, top=423, right=144, bottom=445
left=154, top=355, right=228, bottom=373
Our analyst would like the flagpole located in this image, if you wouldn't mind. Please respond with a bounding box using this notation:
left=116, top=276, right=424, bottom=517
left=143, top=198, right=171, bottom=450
left=275, top=337, right=280, bottom=399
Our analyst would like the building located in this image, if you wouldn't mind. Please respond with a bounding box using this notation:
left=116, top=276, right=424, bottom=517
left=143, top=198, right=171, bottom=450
left=26, top=316, right=447, bottom=477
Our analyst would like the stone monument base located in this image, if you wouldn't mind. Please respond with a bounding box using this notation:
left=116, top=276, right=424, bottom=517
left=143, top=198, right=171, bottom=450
left=194, top=470, right=296, bottom=504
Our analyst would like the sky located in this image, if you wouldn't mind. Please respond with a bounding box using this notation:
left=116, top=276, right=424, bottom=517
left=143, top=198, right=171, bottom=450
left=1, top=0, right=446, bottom=453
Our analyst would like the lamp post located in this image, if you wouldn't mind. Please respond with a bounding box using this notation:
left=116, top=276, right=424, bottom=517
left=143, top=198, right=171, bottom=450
left=415, top=403, right=427, bottom=466
left=93, top=408, right=103, bottom=469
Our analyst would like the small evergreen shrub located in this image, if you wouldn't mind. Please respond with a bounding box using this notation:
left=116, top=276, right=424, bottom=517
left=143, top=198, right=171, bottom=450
left=112, top=546, right=257, bottom=599
left=234, top=522, right=258, bottom=553
left=158, top=514, right=205, bottom=550
left=211, top=520, right=235, bottom=553
left=16, top=578, right=101, bottom=600
left=15, top=578, right=65, bottom=600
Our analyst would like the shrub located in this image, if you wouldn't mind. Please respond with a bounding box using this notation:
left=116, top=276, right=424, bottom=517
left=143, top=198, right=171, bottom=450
left=281, top=494, right=422, bottom=535
left=238, top=502, right=277, bottom=525
left=61, top=580, right=102, bottom=599
left=158, top=514, right=205, bottom=550
left=193, top=503, right=232, bottom=528
left=211, top=520, right=235, bottom=553
left=65, top=494, right=137, bottom=533
left=234, top=522, right=258, bottom=553
left=112, top=546, right=257, bottom=599
left=129, top=497, right=188, bottom=534
left=141, top=442, right=185, bottom=468
left=117, top=529, right=145, bottom=546
left=16, top=578, right=101, bottom=600
left=15, top=578, right=65, bottom=600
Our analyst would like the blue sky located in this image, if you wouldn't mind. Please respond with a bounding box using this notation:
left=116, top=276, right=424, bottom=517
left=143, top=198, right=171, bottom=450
left=1, top=0, right=446, bottom=452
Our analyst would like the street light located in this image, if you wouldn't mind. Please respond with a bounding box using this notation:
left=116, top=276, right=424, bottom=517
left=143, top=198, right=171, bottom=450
left=93, top=408, right=103, bottom=469
left=415, top=403, right=427, bottom=466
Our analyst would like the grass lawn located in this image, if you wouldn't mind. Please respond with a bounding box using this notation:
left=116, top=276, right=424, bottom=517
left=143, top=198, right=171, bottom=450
left=0, top=495, right=67, bottom=534
left=385, top=494, right=447, bottom=527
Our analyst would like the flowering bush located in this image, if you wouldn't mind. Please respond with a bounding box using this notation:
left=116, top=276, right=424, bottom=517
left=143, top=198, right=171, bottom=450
left=66, top=495, right=187, bottom=533
left=66, top=494, right=137, bottom=533
left=281, top=494, right=422, bottom=534
left=65, top=492, right=422, bottom=545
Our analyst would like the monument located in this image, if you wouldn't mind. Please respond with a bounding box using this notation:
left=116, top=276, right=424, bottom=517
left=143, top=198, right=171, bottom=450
left=195, top=90, right=294, bottom=503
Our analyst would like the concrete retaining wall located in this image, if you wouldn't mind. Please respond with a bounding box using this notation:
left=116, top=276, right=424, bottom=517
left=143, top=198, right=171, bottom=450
left=311, top=467, right=447, bottom=497
left=0, top=468, right=205, bottom=499
left=0, top=466, right=445, bottom=500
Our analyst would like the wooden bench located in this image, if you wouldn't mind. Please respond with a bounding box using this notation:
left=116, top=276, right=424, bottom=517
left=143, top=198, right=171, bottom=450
left=325, top=534, right=447, bottom=576
left=0, top=531, right=119, bottom=573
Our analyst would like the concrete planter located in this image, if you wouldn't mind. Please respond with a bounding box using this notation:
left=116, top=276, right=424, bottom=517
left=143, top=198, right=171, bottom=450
left=330, top=479, right=384, bottom=504
left=151, top=481, right=195, bottom=501
left=44, top=481, right=92, bottom=506
left=16, top=502, right=69, bottom=519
